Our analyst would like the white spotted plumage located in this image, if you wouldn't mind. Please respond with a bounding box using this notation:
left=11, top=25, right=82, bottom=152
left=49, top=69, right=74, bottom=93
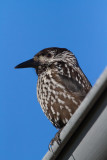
left=15, top=47, right=92, bottom=146
left=35, top=47, right=92, bottom=129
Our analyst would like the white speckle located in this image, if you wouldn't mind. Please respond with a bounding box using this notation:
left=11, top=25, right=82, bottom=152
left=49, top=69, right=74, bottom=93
left=58, top=98, right=65, bottom=104
left=51, top=89, right=56, bottom=95
left=62, top=92, right=67, bottom=98
left=51, top=96, right=56, bottom=105
left=65, top=106, right=72, bottom=112
left=63, top=119, right=65, bottom=124
left=69, top=96, right=78, bottom=105
left=65, top=64, right=67, bottom=68
left=54, top=118, right=57, bottom=122
left=55, top=94, right=58, bottom=99
left=48, top=113, right=52, bottom=120
left=76, top=76, right=78, bottom=81
left=60, top=105, right=64, bottom=110
left=70, top=113, right=72, bottom=116
left=57, top=112, right=60, bottom=116
left=67, top=68, right=71, bottom=77
left=43, top=76, right=47, bottom=83
left=51, top=78, right=65, bottom=89
left=67, top=95, right=72, bottom=99
left=65, top=118, right=68, bottom=123
left=83, top=80, right=86, bottom=84
left=78, top=73, right=81, bottom=77
left=82, top=84, right=85, bottom=87
left=79, top=80, right=81, bottom=84
left=72, top=69, right=74, bottom=72
left=51, top=106, right=55, bottom=114
left=57, top=116, right=59, bottom=121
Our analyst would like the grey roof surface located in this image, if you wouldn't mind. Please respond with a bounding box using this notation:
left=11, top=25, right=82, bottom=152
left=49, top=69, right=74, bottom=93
left=42, top=68, right=107, bottom=160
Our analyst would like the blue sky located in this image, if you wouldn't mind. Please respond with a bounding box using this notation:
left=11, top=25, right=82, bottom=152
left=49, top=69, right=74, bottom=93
left=0, top=0, right=107, bottom=160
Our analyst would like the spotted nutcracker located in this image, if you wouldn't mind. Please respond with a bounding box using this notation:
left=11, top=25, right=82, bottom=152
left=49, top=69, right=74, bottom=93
left=15, top=47, right=92, bottom=148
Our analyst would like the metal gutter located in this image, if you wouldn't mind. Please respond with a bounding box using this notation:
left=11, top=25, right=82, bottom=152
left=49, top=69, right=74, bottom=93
left=42, top=67, right=107, bottom=160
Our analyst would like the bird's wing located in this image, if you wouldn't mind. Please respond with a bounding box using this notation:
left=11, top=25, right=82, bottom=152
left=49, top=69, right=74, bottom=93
left=59, top=68, right=91, bottom=96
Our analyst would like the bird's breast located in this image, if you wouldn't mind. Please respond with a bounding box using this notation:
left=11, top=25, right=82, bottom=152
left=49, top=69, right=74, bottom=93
left=37, top=69, right=81, bottom=128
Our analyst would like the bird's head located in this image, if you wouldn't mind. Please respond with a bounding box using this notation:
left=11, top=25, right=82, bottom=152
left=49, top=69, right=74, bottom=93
left=15, top=47, right=77, bottom=75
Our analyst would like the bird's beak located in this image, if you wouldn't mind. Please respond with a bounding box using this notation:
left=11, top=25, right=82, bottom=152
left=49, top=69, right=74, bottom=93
left=15, top=58, right=38, bottom=69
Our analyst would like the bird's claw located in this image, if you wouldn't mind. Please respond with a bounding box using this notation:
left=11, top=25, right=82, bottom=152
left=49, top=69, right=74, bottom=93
left=48, top=131, right=62, bottom=151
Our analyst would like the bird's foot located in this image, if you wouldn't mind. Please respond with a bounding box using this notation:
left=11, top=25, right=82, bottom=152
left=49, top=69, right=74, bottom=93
left=48, top=129, right=62, bottom=151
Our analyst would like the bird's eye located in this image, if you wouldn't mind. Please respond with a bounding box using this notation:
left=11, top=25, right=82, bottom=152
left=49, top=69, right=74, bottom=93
left=47, top=53, right=51, bottom=58
left=42, top=53, right=45, bottom=56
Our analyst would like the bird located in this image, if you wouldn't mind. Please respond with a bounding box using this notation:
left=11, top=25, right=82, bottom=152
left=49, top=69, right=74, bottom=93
left=15, top=47, right=92, bottom=148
